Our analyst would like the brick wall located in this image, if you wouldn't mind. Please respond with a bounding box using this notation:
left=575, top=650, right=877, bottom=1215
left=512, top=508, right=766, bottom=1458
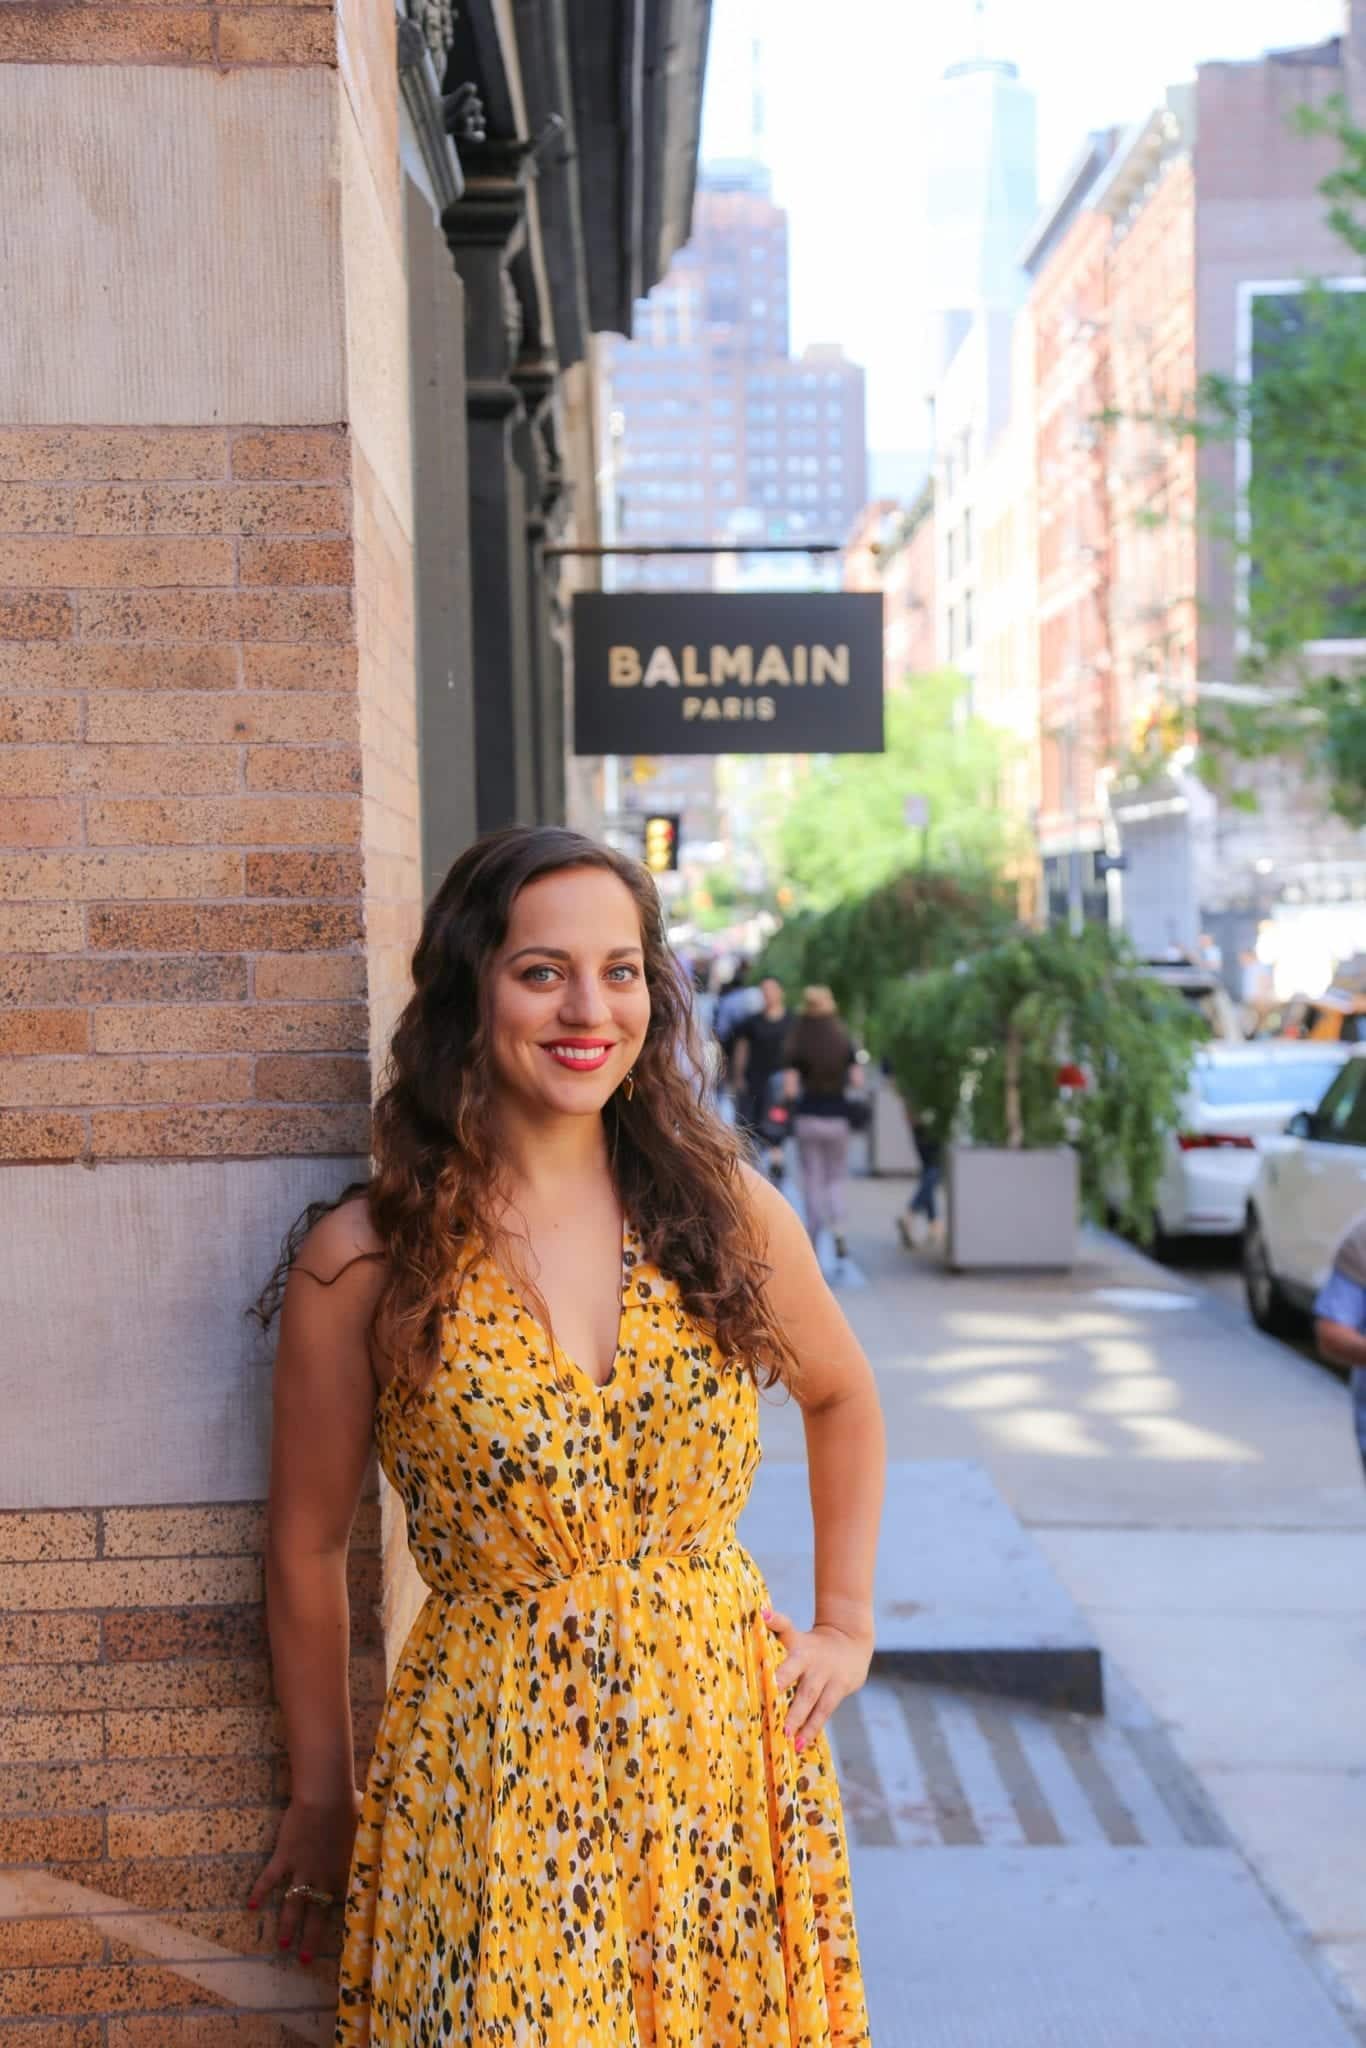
left=0, top=1503, right=382, bottom=2045
left=0, top=7, right=337, bottom=68
left=0, top=425, right=373, bottom=1167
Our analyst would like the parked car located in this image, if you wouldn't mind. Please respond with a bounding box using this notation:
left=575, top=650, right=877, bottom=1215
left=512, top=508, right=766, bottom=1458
left=1244, top=1048, right=1366, bottom=1334
left=1138, top=957, right=1246, bottom=1044
left=1147, top=1042, right=1350, bottom=1254
left=1274, top=989, right=1366, bottom=1044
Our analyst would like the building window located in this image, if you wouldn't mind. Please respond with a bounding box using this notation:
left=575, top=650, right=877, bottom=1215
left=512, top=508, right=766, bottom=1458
left=962, top=508, right=973, bottom=564
left=946, top=530, right=956, bottom=581
left=963, top=593, right=974, bottom=650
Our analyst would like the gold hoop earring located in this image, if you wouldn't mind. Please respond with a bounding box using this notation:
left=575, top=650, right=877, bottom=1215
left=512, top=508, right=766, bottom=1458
left=623, top=1070, right=635, bottom=1101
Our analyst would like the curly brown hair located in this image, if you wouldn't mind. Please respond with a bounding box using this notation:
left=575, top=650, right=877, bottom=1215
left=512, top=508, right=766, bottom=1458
left=252, top=825, right=797, bottom=1397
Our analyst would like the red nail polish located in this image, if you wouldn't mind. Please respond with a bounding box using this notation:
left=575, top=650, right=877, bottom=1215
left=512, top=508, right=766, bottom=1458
left=299, top=1951, right=313, bottom=1966
left=277, top=1936, right=291, bottom=1950
left=246, top=1897, right=259, bottom=1912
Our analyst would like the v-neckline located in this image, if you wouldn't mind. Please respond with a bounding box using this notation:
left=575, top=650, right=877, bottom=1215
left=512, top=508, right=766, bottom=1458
left=490, top=1215, right=633, bottom=1394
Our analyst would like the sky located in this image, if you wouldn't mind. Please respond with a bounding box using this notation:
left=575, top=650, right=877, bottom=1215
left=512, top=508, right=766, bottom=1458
left=699, top=0, right=1348, bottom=470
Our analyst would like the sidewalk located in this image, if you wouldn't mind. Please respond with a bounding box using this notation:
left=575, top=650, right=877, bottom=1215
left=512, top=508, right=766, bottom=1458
left=756, top=1170, right=1366, bottom=2039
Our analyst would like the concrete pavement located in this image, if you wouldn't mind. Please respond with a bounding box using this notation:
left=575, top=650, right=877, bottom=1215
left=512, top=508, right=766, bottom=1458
left=755, top=1170, right=1366, bottom=2038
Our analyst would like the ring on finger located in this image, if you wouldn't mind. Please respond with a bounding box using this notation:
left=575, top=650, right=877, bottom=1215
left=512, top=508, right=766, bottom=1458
left=284, top=1883, right=336, bottom=1907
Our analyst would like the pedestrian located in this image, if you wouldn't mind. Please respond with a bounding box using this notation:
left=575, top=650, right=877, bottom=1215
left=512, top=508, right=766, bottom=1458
left=715, top=957, right=764, bottom=1055
left=248, top=826, right=881, bottom=2048
left=897, top=1109, right=945, bottom=1249
left=783, top=984, right=863, bottom=1266
left=1311, top=1209, right=1366, bottom=1477
left=730, top=974, right=793, bottom=1180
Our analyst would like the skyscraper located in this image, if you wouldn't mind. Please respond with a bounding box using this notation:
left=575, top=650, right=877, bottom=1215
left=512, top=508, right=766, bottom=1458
left=925, top=51, right=1039, bottom=378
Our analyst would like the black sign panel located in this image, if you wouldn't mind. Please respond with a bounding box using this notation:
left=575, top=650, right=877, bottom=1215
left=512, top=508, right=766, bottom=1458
left=572, top=591, right=884, bottom=756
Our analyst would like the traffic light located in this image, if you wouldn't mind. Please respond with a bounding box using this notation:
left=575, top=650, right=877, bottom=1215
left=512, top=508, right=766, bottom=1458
left=642, top=812, right=680, bottom=874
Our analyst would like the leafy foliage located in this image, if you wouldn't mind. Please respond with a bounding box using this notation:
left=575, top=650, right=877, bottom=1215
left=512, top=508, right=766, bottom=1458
left=757, top=867, right=1014, bottom=1035
left=1169, top=102, right=1366, bottom=818
left=876, top=926, right=1204, bottom=1238
left=770, top=674, right=1025, bottom=908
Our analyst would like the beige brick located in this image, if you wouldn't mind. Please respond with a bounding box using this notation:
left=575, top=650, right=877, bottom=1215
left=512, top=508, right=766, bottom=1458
left=0, top=1958, right=223, bottom=2016
left=87, top=796, right=361, bottom=848
left=0, top=1711, right=103, bottom=1762
left=0, top=747, right=80, bottom=796
left=217, top=8, right=338, bottom=64
left=0, top=8, right=216, bottom=62
left=0, top=905, right=83, bottom=953
left=90, top=1105, right=370, bottom=1160
left=238, top=538, right=353, bottom=585
left=76, top=745, right=241, bottom=797
left=244, top=851, right=362, bottom=898
left=0, top=539, right=234, bottom=589
left=0, top=1814, right=104, bottom=1865
left=230, top=430, right=347, bottom=483
left=0, top=697, right=80, bottom=743
left=106, top=1807, right=279, bottom=1859
left=108, top=2011, right=321, bottom=2048
left=0, top=1613, right=100, bottom=1664
left=0, top=1660, right=272, bottom=1714
left=103, top=1505, right=266, bottom=1558
left=244, top=746, right=361, bottom=794
left=102, top=1604, right=266, bottom=1664
left=63, top=1855, right=261, bottom=1913
left=230, top=485, right=350, bottom=536
left=0, top=1513, right=98, bottom=1563
left=0, top=852, right=243, bottom=902
left=0, top=643, right=239, bottom=692
left=0, top=1755, right=273, bottom=1816
left=241, top=644, right=356, bottom=691
left=77, top=589, right=354, bottom=646
left=104, top=1706, right=276, bottom=1760
left=83, top=691, right=357, bottom=746
left=0, top=431, right=227, bottom=484
left=252, top=953, right=366, bottom=1001
left=0, top=1919, right=105, bottom=1968
left=0, top=1111, right=85, bottom=1161
left=0, top=1557, right=261, bottom=1613
left=0, top=2020, right=103, bottom=2048
left=0, top=799, right=83, bottom=847
left=0, top=1010, right=91, bottom=1055
left=0, top=956, right=249, bottom=1007
left=0, top=1056, right=253, bottom=1109
left=87, top=903, right=363, bottom=953
left=0, top=482, right=345, bottom=540
left=255, top=1055, right=370, bottom=1103
left=0, top=592, right=73, bottom=640
left=94, top=1003, right=366, bottom=1054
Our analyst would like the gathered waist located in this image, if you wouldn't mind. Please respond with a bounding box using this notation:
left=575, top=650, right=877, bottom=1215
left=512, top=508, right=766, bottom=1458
left=419, top=1533, right=758, bottom=1607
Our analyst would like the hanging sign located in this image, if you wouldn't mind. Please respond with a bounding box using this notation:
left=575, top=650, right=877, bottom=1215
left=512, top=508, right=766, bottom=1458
left=571, top=591, right=884, bottom=756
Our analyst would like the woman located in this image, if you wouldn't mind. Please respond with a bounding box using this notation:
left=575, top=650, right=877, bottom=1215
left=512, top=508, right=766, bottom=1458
left=783, top=987, right=862, bottom=1267
left=249, top=826, right=884, bottom=2048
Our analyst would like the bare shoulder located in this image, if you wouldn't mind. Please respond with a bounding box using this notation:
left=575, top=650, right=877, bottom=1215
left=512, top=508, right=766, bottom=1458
left=737, top=1161, right=807, bottom=1258
left=735, top=1162, right=874, bottom=1412
left=286, top=1193, right=387, bottom=1332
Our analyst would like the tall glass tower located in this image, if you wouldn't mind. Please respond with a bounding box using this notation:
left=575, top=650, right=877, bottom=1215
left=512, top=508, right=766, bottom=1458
left=925, top=47, right=1038, bottom=378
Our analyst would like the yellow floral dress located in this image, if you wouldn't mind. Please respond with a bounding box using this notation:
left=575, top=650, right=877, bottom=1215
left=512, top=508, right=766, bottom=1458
left=336, top=1226, right=870, bottom=2048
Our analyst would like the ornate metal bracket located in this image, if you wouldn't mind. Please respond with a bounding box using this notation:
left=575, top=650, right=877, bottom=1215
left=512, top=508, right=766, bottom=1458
left=397, top=13, right=465, bottom=210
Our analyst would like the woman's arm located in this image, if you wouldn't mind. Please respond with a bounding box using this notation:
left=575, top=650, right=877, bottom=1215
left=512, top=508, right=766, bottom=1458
left=1316, top=1317, right=1366, bottom=1369
left=742, top=1168, right=886, bottom=1743
left=250, top=1200, right=385, bottom=1959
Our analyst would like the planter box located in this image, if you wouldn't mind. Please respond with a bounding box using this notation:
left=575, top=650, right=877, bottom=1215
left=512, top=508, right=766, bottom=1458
left=947, top=1144, right=1079, bottom=1271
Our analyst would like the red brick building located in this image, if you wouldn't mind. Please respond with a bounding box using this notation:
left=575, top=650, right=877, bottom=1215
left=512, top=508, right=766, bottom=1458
left=844, top=484, right=937, bottom=689
left=1023, top=136, right=1121, bottom=925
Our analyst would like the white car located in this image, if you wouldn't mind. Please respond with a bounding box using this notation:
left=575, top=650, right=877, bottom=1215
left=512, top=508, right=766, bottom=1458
left=1245, top=1048, right=1366, bottom=1334
left=1151, top=1042, right=1351, bottom=1253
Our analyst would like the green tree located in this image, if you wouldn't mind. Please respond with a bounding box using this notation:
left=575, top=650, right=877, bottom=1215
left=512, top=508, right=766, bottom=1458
left=770, top=672, right=1023, bottom=908
left=1179, top=102, right=1366, bottom=819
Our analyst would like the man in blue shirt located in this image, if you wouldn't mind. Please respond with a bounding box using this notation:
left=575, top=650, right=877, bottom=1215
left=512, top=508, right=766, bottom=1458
left=1312, top=1212, right=1366, bottom=1476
